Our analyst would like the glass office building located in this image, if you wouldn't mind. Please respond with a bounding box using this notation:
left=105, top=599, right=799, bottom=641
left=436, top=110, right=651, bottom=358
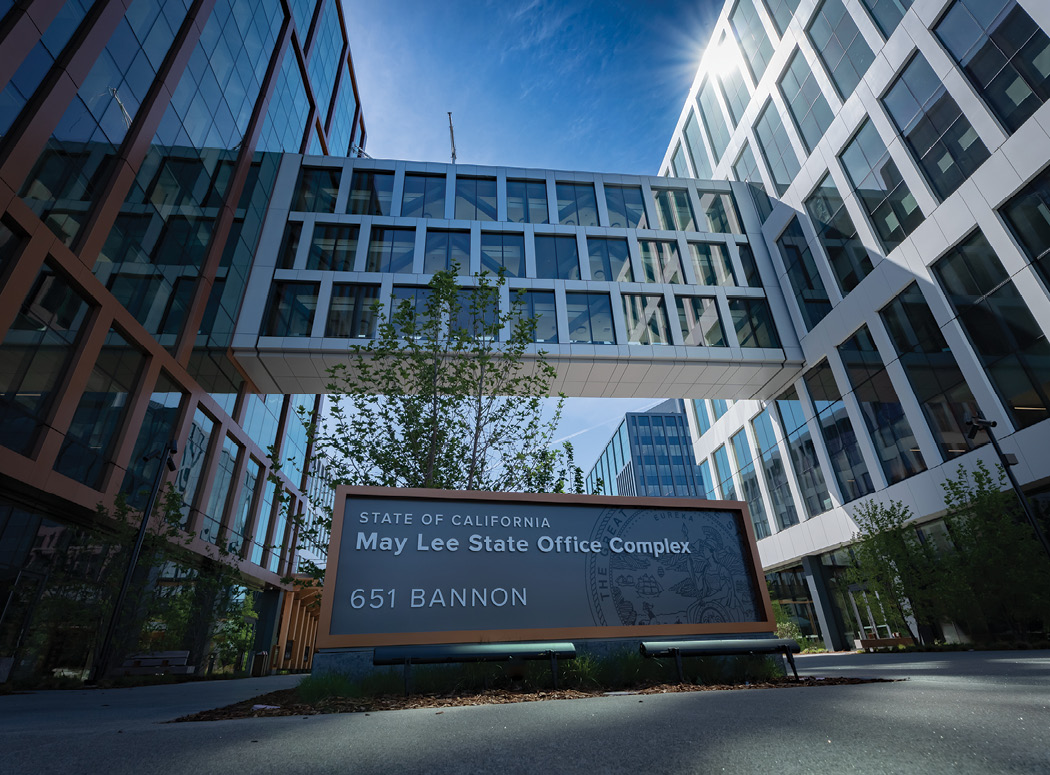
left=0, top=0, right=363, bottom=680
left=659, top=0, right=1050, bottom=650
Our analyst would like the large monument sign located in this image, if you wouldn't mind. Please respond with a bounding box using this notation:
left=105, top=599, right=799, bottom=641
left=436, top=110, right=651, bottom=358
left=316, top=488, right=775, bottom=648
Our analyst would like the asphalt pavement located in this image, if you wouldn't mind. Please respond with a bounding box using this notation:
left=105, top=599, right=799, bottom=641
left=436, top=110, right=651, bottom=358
left=1, top=650, right=1048, bottom=774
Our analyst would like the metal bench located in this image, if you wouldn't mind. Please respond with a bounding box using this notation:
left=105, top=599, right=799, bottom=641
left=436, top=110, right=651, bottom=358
left=373, top=642, right=577, bottom=694
left=117, top=650, right=195, bottom=677
left=639, top=638, right=801, bottom=682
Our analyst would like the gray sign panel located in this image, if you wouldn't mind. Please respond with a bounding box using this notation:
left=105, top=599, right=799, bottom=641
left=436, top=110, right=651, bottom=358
left=326, top=494, right=763, bottom=643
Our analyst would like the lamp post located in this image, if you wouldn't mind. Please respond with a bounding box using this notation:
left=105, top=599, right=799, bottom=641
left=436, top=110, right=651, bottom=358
left=90, top=441, right=178, bottom=683
left=966, top=417, right=1050, bottom=563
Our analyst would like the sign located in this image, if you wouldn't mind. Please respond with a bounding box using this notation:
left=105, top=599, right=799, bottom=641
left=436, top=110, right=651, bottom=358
left=316, top=488, right=774, bottom=648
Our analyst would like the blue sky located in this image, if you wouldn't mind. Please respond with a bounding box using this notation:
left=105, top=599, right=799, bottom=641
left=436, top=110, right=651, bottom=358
left=342, top=0, right=720, bottom=471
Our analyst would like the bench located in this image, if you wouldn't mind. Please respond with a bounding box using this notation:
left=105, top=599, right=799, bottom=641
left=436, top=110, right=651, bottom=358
left=373, top=642, right=576, bottom=694
left=639, top=638, right=801, bottom=682
left=117, top=650, right=195, bottom=677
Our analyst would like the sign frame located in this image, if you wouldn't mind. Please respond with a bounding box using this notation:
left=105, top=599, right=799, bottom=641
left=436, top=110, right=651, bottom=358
left=316, top=487, right=775, bottom=649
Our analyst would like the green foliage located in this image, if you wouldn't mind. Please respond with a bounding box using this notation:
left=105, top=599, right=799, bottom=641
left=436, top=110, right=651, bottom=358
left=770, top=598, right=804, bottom=643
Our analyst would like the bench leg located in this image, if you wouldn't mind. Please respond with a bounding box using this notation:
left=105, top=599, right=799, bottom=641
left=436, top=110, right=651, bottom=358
left=783, top=650, right=799, bottom=681
left=549, top=652, right=559, bottom=690
left=673, top=650, right=684, bottom=684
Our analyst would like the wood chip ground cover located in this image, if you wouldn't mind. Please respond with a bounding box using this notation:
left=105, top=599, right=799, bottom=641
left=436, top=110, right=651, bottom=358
left=173, top=677, right=892, bottom=722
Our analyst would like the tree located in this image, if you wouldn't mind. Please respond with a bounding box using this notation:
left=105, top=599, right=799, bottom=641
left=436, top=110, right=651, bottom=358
left=285, top=266, right=590, bottom=581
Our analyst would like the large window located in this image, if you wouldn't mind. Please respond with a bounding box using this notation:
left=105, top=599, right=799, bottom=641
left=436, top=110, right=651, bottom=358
left=366, top=227, right=414, bottom=273
left=121, top=374, right=184, bottom=507
left=804, top=175, right=874, bottom=293
left=455, top=177, right=497, bottom=221
left=507, top=180, right=548, bottom=224
left=423, top=230, right=469, bottom=273
left=720, top=58, right=751, bottom=126
left=838, top=325, right=927, bottom=484
left=731, top=428, right=771, bottom=539
left=882, top=53, right=990, bottom=200
left=933, top=230, right=1050, bottom=429
left=200, top=435, right=240, bottom=545
left=556, top=183, right=598, bottom=226
left=677, top=296, right=727, bottom=346
left=839, top=120, right=924, bottom=252
left=401, top=174, right=446, bottom=218
left=752, top=407, right=800, bottom=530
left=326, top=284, right=379, bottom=338
left=729, top=299, right=781, bottom=348
left=779, top=49, right=833, bottom=154
left=517, top=290, right=558, bottom=343
left=807, top=0, right=875, bottom=100
left=347, top=170, right=393, bottom=215
left=0, top=264, right=91, bottom=456
left=999, top=165, right=1050, bottom=289
left=588, top=238, right=633, bottom=282
left=605, top=186, right=648, bottom=228
left=694, top=400, right=712, bottom=435
left=699, top=192, right=744, bottom=233
left=734, top=143, right=774, bottom=222
left=307, top=225, right=358, bottom=271
left=698, top=80, right=732, bottom=161
left=683, top=109, right=714, bottom=179
left=777, top=217, right=832, bottom=330
left=295, top=167, right=340, bottom=212
left=934, top=0, right=1050, bottom=134
left=263, top=282, right=318, bottom=336
left=713, top=445, right=737, bottom=500
left=534, top=236, right=580, bottom=279
left=880, top=282, right=988, bottom=459
left=763, top=0, right=802, bottom=35
left=639, top=240, right=684, bottom=284
left=775, top=387, right=832, bottom=517
left=730, top=0, right=774, bottom=82
left=754, top=100, right=802, bottom=195
left=804, top=361, right=874, bottom=502
left=653, top=188, right=696, bottom=231
left=689, top=242, right=737, bottom=286
left=623, top=295, right=672, bottom=345
left=860, top=0, right=912, bottom=37
left=481, top=233, right=525, bottom=277
left=566, top=293, right=615, bottom=344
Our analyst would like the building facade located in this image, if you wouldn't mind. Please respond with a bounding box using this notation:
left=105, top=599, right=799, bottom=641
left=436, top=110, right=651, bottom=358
left=660, top=0, right=1050, bottom=647
left=0, top=0, right=363, bottom=680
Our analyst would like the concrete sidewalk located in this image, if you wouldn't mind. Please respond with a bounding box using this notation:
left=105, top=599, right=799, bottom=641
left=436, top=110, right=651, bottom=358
left=1, top=652, right=1048, bottom=774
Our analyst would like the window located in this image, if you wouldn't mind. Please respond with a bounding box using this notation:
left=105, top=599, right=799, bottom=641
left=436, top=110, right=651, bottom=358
left=775, top=387, right=832, bottom=517
left=294, top=167, right=340, bottom=212
left=671, top=144, right=691, bottom=177
left=734, top=143, right=774, bottom=222
left=0, top=263, right=91, bottom=456
left=713, top=444, right=737, bottom=499
left=200, top=434, right=240, bottom=545
left=455, top=176, right=497, bottom=221
left=804, top=175, right=875, bottom=293
left=807, top=0, right=875, bottom=99
left=401, top=174, right=446, bottom=218
left=423, top=230, right=469, bottom=273
left=121, top=374, right=184, bottom=507
left=712, top=399, right=730, bottom=419
left=720, top=58, right=751, bottom=126
left=263, top=282, right=318, bottom=336
left=763, top=0, right=802, bottom=35
left=366, top=227, right=414, bottom=273
left=516, top=290, right=558, bottom=343
left=534, top=235, right=580, bottom=279
left=933, top=230, right=1050, bottom=429
left=54, top=329, right=146, bottom=488
left=175, top=408, right=215, bottom=526
left=880, top=282, right=987, bottom=458
left=689, top=242, right=737, bottom=285
left=481, top=233, right=525, bottom=277
left=347, top=170, right=393, bottom=215
left=777, top=217, right=832, bottom=330
left=566, top=293, right=615, bottom=344
left=838, top=325, right=926, bottom=483
left=754, top=100, right=801, bottom=195
left=677, top=296, right=727, bottom=346
left=738, top=244, right=762, bottom=287
left=1000, top=165, right=1050, bottom=287
left=604, top=186, right=648, bottom=228
left=804, top=360, right=874, bottom=502
left=694, top=400, right=712, bottom=435
left=779, top=49, right=834, bottom=153
left=588, top=238, right=633, bottom=282
left=860, top=0, right=912, bottom=37
left=730, top=0, right=774, bottom=82
left=556, top=183, right=598, bottom=226
left=730, top=428, right=771, bottom=539
left=653, top=188, right=696, bottom=231
left=623, top=295, right=672, bottom=345
left=306, top=225, right=358, bottom=270
left=639, top=240, right=684, bottom=284
left=699, top=191, right=744, bottom=233
left=752, top=407, right=800, bottom=530
left=698, top=459, right=717, bottom=499
left=326, top=284, right=379, bottom=338
left=882, top=53, right=990, bottom=200
left=507, top=180, right=548, bottom=223
left=839, top=120, right=924, bottom=252
left=698, top=80, right=732, bottom=161
left=934, top=0, right=1050, bottom=133
left=729, top=298, right=781, bottom=347
left=277, top=222, right=302, bottom=269
left=683, top=110, right=714, bottom=179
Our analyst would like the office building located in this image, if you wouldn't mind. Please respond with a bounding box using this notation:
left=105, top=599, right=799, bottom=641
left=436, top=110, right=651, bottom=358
left=0, top=0, right=362, bottom=680
left=659, top=0, right=1050, bottom=647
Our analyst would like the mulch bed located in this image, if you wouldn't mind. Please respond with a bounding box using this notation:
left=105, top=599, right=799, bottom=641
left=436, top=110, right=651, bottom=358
left=173, top=676, right=893, bottom=722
